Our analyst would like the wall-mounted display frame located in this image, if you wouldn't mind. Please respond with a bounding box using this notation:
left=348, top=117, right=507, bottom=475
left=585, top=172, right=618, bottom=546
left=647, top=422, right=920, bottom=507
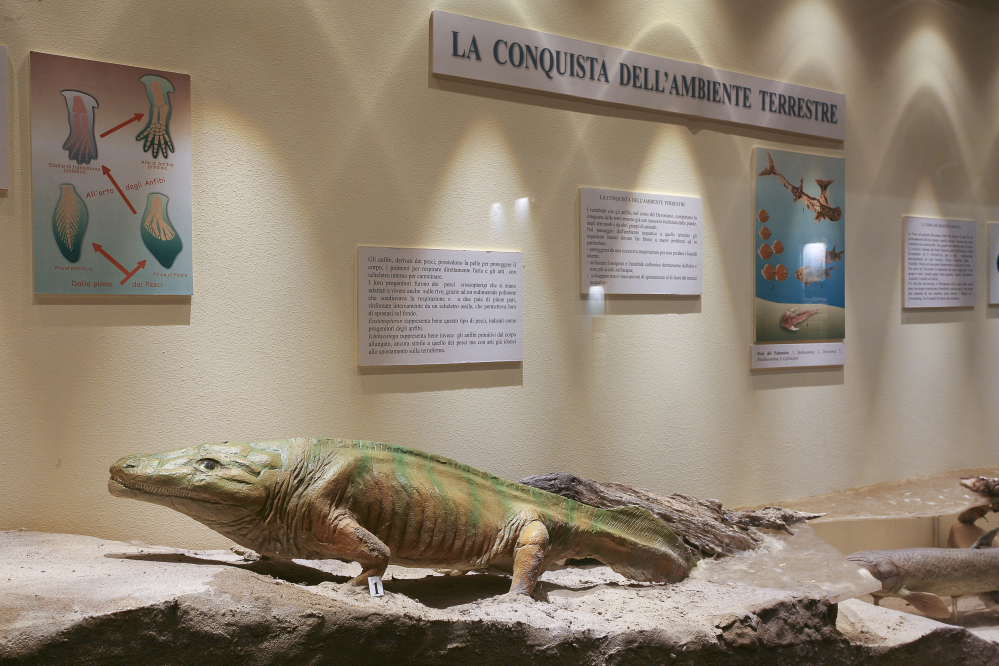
left=990, top=223, right=999, bottom=306
left=31, top=52, right=192, bottom=296
left=903, top=216, right=975, bottom=309
left=580, top=187, right=702, bottom=295
left=358, top=246, right=523, bottom=366
left=751, top=148, right=845, bottom=369
left=0, top=46, right=9, bottom=190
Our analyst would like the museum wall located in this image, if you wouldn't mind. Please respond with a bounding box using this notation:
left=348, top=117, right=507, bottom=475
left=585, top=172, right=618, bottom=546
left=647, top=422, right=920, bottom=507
left=1, top=0, right=997, bottom=550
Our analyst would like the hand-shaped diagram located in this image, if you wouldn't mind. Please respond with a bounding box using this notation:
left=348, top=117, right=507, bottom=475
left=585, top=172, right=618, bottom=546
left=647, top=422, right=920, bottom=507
left=140, top=193, right=182, bottom=268
left=52, top=184, right=89, bottom=262
left=135, top=75, right=175, bottom=159
left=60, top=91, right=99, bottom=164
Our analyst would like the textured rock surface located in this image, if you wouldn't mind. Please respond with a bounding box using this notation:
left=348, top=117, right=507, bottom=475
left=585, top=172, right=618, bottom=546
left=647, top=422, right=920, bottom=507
left=3, top=531, right=999, bottom=666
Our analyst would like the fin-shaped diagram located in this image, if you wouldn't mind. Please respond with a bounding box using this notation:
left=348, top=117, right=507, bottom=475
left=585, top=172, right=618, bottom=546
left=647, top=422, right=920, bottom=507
left=60, top=90, right=98, bottom=165
left=140, top=193, right=182, bottom=267
left=136, top=75, right=175, bottom=159
left=52, top=183, right=89, bottom=262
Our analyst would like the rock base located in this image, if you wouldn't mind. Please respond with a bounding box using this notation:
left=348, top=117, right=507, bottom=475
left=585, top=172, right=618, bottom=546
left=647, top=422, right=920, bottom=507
left=2, top=531, right=998, bottom=665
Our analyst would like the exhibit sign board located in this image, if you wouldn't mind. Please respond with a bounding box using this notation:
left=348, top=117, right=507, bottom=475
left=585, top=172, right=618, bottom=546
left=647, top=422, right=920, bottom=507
left=431, top=11, right=845, bottom=141
left=31, top=52, right=192, bottom=295
left=753, top=148, right=845, bottom=344
left=990, top=223, right=999, bottom=306
left=0, top=46, right=8, bottom=190
left=359, top=246, right=523, bottom=366
left=751, top=342, right=844, bottom=370
left=903, top=216, right=975, bottom=308
left=580, top=187, right=701, bottom=295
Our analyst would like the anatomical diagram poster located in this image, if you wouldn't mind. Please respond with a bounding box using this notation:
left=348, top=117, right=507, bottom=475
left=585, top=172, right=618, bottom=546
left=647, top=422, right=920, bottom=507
left=753, top=147, right=845, bottom=343
left=31, top=52, right=192, bottom=295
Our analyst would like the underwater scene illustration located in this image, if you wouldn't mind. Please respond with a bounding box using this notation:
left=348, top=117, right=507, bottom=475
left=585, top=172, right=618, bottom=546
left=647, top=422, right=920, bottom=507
left=754, top=148, right=845, bottom=342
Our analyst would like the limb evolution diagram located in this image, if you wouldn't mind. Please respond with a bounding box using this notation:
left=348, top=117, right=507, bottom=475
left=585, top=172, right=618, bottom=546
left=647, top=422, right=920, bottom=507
left=31, top=52, right=192, bottom=295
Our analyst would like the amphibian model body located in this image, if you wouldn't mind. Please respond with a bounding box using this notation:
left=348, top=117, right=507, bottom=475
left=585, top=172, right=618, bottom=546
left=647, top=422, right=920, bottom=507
left=109, top=438, right=695, bottom=595
left=847, top=528, right=999, bottom=618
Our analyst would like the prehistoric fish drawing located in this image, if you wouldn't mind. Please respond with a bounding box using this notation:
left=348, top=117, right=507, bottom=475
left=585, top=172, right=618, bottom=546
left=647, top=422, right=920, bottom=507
left=760, top=226, right=771, bottom=240
left=762, top=264, right=776, bottom=281
left=826, top=245, right=844, bottom=262
left=109, top=438, right=696, bottom=596
left=795, top=266, right=832, bottom=285
left=780, top=307, right=820, bottom=331
left=775, top=265, right=789, bottom=282
left=759, top=243, right=774, bottom=260
left=758, top=152, right=842, bottom=222
left=848, top=528, right=999, bottom=619
left=758, top=209, right=769, bottom=224
left=773, top=240, right=784, bottom=254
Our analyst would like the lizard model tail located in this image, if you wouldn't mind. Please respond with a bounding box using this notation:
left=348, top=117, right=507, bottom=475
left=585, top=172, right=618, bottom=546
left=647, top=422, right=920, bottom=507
left=580, top=505, right=696, bottom=583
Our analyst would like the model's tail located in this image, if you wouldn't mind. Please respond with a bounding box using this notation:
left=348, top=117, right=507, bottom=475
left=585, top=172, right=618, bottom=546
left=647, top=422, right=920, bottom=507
left=580, top=505, right=696, bottom=583
left=757, top=152, right=777, bottom=177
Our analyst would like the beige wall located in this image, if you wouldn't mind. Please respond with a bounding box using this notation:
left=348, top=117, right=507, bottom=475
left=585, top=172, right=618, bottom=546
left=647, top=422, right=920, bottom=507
left=1, top=1, right=997, bottom=552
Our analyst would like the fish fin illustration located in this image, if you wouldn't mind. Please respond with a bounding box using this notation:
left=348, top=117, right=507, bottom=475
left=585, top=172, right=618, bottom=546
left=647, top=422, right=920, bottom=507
left=758, top=152, right=777, bottom=177
left=899, top=589, right=951, bottom=618
left=816, top=179, right=834, bottom=205
left=970, top=526, right=999, bottom=549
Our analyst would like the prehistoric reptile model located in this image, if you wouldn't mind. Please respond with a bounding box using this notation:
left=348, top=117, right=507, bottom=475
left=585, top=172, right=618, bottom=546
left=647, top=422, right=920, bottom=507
left=108, top=438, right=696, bottom=596
left=847, top=528, right=999, bottom=619
left=758, top=152, right=842, bottom=222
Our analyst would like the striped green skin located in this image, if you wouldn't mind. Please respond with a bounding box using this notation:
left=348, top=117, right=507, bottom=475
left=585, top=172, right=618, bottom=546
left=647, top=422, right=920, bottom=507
left=285, top=438, right=694, bottom=579
left=111, top=438, right=695, bottom=583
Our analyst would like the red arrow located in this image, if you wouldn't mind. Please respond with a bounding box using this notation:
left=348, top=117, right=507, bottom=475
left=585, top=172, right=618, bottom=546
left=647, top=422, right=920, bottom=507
left=100, top=112, right=144, bottom=138
left=119, top=260, right=147, bottom=285
left=101, top=165, right=137, bottom=215
left=93, top=244, right=146, bottom=284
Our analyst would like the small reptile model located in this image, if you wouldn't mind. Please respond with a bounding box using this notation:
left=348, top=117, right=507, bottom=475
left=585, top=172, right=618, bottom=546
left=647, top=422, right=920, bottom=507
left=109, top=438, right=696, bottom=595
left=847, top=528, right=999, bottom=618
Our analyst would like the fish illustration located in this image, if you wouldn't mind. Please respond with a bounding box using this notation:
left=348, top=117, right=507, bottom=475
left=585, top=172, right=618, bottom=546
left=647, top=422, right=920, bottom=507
left=780, top=307, right=820, bottom=331
left=795, top=266, right=829, bottom=285
left=758, top=209, right=769, bottom=224
left=826, top=245, right=844, bottom=262
left=759, top=243, right=773, bottom=260
left=760, top=226, right=771, bottom=240
left=762, top=264, right=776, bottom=280
left=848, top=528, right=999, bottom=619
left=773, top=240, right=784, bottom=254
left=758, top=152, right=842, bottom=222
left=775, top=265, right=789, bottom=282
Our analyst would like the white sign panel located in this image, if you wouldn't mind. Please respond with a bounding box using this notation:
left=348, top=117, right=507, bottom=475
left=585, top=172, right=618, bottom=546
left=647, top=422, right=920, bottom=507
left=432, top=11, right=845, bottom=141
left=580, top=187, right=701, bottom=295
left=0, top=46, right=8, bottom=190
left=990, top=223, right=999, bottom=306
left=359, top=246, right=523, bottom=366
left=904, top=216, right=976, bottom=308
left=752, top=343, right=845, bottom=369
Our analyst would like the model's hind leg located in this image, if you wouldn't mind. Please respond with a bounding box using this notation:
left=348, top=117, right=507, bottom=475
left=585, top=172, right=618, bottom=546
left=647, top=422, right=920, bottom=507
left=509, top=521, right=549, bottom=595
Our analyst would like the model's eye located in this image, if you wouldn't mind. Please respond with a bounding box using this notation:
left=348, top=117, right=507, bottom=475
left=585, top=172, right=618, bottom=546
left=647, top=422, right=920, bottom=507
left=197, top=458, right=221, bottom=471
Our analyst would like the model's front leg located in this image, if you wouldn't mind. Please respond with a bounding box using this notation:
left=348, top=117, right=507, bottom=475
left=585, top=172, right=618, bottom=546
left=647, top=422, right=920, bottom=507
left=320, top=511, right=391, bottom=586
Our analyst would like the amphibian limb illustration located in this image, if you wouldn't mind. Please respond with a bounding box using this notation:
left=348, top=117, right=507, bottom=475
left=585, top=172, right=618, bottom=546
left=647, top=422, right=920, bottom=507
left=757, top=209, right=769, bottom=224
left=109, top=438, right=696, bottom=597
left=760, top=226, right=771, bottom=240
left=60, top=90, right=98, bottom=165
left=762, top=264, right=775, bottom=280
left=52, top=183, right=88, bottom=262
left=773, top=240, right=784, bottom=254
left=136, top=75, right=175, bottom=159
left=780, top=306, right=820, bottom=331
left=140, top=193, right=182, bottom=267
left=775, top=264, right=789, bottom=281
left=759, top=243, right=773, bottom=260
left=758, top=152, right=842, bottom=222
